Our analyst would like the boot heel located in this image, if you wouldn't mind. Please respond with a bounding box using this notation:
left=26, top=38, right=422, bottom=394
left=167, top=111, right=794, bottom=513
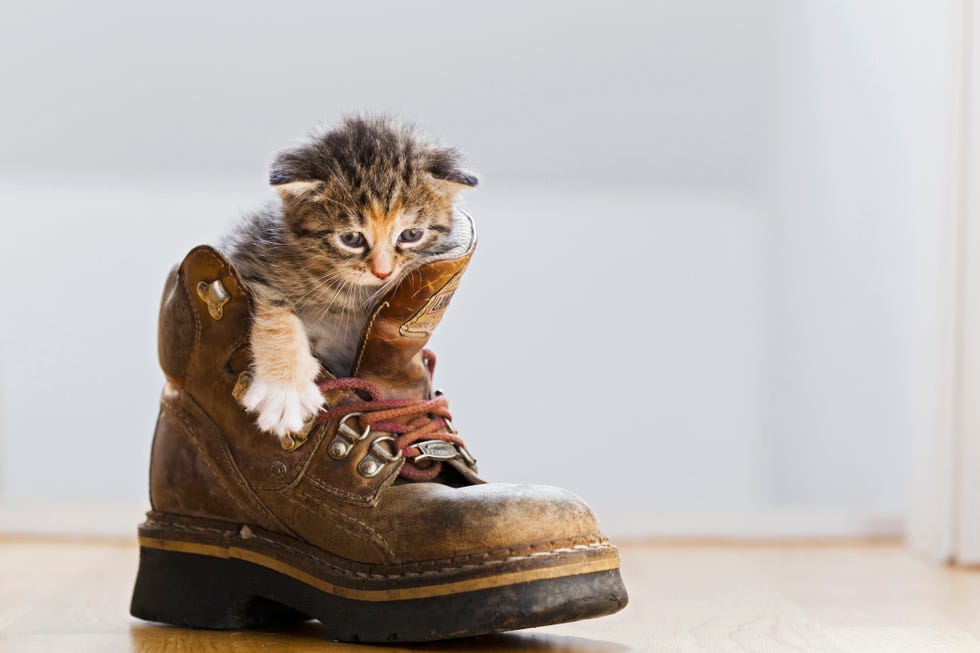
left=130, top=546, right=308, bottom=629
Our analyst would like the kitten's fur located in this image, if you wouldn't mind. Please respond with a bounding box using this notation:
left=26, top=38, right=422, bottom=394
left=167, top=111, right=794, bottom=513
left=220, top=116, right=477, bottom=440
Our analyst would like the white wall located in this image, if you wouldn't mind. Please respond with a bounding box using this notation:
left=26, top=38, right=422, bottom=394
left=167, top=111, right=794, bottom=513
left=0, top=1, right=955, bottom=537
left=0, top=1, right=778, bottom=189
left=762, top=3, right=954, bottom=515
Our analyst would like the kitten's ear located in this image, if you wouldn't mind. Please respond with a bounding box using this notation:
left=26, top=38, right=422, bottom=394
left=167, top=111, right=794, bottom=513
left=433, top=168, right=480, bottom=188
left=269, top=148, right=324, bottom=200
left=272, top=179, right=323, bottom=201
left=432, top=168, right=479, bottom=187
left=427, top=148, right=479, bottom=188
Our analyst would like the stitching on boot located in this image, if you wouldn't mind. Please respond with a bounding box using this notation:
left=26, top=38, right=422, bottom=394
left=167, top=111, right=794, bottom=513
left=223, top=333, right=251, bottom=361
left=146, top=518, right=613, bottom=580
left=145, top=516, right=612, bottom=578
left=350, top=300, right=388, bottom=378
left=250, top=535, right=612, bottom=580
left=162, top=400, right=289, bottom=533
left=289, top=488, right=397, bottom=562
left=303, top=473, right=390, bottom=505
left=181, top=259, right=203, bottom=389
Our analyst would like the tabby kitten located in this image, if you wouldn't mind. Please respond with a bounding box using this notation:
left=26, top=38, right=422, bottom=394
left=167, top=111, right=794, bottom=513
left=221, top=116, right=478, bottom=441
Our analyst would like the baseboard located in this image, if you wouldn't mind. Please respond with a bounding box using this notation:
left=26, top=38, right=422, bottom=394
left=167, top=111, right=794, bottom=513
left=600, top=506, right=904, bottom=541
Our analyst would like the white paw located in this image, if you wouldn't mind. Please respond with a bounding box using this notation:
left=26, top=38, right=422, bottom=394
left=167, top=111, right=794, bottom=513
left=241, top=377, right=324, bottom=440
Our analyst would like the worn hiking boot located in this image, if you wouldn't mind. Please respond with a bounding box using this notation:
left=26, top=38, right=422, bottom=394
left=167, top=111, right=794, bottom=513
left=130, top=221, right=628, bottom=642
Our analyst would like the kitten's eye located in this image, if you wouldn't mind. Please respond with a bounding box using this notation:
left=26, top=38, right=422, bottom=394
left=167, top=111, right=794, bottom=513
left=340, top=232, right=366, bottom=248
left=398, top=228, right=424, bottom=244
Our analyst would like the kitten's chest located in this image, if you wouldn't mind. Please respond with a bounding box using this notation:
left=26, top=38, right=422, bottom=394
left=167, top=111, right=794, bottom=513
left=302, top=309, right=369, bottom=376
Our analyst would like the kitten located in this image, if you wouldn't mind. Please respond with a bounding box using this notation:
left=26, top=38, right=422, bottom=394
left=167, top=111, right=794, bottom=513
left=221, top=116, right=477, bottom=441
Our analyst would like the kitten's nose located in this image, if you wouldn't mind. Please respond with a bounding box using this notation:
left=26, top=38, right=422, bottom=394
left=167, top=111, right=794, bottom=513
left=370, top=251, right=394, bottom=279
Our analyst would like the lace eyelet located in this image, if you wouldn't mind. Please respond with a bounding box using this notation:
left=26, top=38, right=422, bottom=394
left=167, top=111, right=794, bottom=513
left=356, top=435, right=403, bottom=478
left=327, top=413, right=371, bottom=459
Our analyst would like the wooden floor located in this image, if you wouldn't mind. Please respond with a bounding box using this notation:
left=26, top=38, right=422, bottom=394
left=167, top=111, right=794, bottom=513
left=1, top=538, right=979, bottom=652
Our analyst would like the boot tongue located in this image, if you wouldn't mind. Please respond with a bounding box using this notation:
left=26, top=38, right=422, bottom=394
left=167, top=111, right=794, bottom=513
left=351, top=217, right=475, bottom=400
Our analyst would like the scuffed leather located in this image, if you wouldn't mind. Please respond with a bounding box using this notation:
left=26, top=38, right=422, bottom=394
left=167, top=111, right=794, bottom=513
left=150, top=402, right=252, bottom=524
left=157, top=265, right=195, bottom=385
left=148, top=244, right=608, bottom=566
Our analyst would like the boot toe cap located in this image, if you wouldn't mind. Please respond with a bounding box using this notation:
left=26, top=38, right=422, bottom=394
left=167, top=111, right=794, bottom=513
left=384, top=482, right=605, bottom=563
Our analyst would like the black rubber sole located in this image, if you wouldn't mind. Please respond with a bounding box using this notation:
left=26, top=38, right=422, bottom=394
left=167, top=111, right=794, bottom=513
left=130, top=546, right=628, bottom=643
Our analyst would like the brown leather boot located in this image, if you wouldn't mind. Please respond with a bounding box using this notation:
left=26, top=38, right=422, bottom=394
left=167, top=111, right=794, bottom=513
left=130, top=226, right=628, bottom=642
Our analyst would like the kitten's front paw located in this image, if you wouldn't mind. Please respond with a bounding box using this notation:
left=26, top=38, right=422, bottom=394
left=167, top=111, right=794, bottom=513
left=241, top=377, right=324, bottom=441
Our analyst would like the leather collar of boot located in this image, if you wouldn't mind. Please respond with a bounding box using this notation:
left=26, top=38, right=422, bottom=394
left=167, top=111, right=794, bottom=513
left=351, top=212, right=476, bottom=401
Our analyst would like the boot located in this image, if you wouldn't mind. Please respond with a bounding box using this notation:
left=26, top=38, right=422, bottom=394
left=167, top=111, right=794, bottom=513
left=130, top=220, right=628, bottom=642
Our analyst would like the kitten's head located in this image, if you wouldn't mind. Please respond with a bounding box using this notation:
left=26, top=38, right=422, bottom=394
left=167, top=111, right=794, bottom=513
left=269, top=116, right=477, bottom=288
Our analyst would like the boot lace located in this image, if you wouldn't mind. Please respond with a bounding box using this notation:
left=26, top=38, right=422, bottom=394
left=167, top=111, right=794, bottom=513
left=315, top=350, right=466, bottom=481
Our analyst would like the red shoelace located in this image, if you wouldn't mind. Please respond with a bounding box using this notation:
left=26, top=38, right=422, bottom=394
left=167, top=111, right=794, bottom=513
left=314, top=351, right=465, bottom=481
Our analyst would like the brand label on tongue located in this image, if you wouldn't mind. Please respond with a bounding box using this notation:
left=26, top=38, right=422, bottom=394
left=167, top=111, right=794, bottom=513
left=399, top=270, right=464, bottom=338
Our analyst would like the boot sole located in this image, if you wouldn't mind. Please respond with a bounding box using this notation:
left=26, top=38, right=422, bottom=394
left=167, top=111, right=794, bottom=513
left=130, top=514, right=628, bottom=642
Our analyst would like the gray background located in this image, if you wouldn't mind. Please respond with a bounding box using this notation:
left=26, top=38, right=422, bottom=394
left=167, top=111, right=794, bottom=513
left=0, top=1, right=951, bottom=536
